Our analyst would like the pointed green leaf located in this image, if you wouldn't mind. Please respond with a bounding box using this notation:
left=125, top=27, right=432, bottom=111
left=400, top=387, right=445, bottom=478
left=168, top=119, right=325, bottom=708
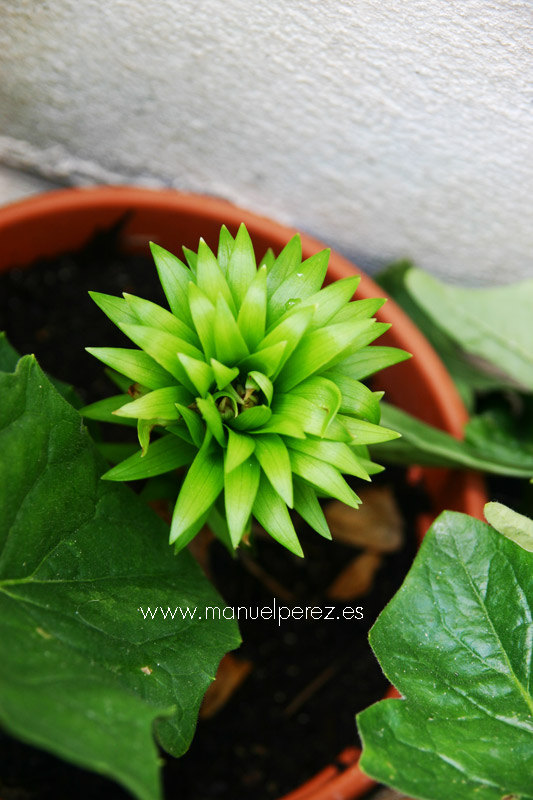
left=224, top=458, right=260, bottom=547
left=259, top=247, right=275, bottom=269
left=231, top=405, right=272, bottom=431
left=254, top=435, right=293, bottom=506
left=237, top=264, right=267, bottom=349
left=254, top=414, right=306, bottom=439
left=102, top=435, right=196, bottom=481
left=272, top=394, right=342, bottom=439
left=123, top=293, right=198, bottom=345
left=182, top=246, right=198, bottom=275
left=338, top=415, right=401, bottom=445
left=267, top=248, right=329, bottom=324
left=334, top=345, right=411, bottom=381
left=322, top=371, right=381, bottom=423
left=226, top=224, right=257, bottom=307
left=113, top=386, right=192, bottom=420
left=149, top=242, right=193, bottom=326
left=266, top=234, right=302, bottom=294
left=289, top=450, right=361, bottom=509
left=206, top=503, right=235, bottom=554
left=120, top=325, right=202, bottom=391
left=288, top=438, right=371, bottom=481
left=178, top=354, right=214, bottom=397
left=196, top=395, right=226, bottom=447
left=89, top=291, right=139, bottom=329
left=170, top=437, right=224, bottom=548
left=217, top=225, right=235, bottom=274
left=334, top=297, right=386, bottom=324
left=340, top=321, right=391, bottom=358
left=214, top=296, right=249, bottom=365
left=137, top=418, right=154, bottom=455
left=85, top=348, right=174, bottom=390
left=80, top=394, right=137, bottom=427
left=273, top=276, right=361, bottom=331
left=290, top=377, right=342, bottom=435
left=246, top=371, right=273, bottom=406
left=188, top=282, right=216, bottom=361
left=276, top=321, right=370, bottom=392
left=252, top=473, right=303, bottom=557
left=224, top=429, right=256, bottom=473
left=175, top=403, right=205, bottom=449
left=211, top=359, right=239, bottom=391
left=196, top=239, right=236, bottom=313
left=259, top=306, right=314, bottom=375
left=238, top=341, right=287, bottom=378
left=293, top=478, right=331, bottom=539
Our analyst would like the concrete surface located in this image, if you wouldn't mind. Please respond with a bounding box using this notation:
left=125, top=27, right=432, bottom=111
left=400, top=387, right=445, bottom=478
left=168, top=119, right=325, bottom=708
left=1, top=1, right=532, bottom=284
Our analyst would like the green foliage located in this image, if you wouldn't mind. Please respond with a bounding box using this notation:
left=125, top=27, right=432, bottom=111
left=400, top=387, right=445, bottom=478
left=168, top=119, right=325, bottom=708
left=484, top=501, right=533, bottom=552
left=85, top=225, right=405, bottom=554
left=357, top=509, right=533, bottom=800
left=0, top=345, right=239, bottom=800
left=376, top=262, right=533, bottom=481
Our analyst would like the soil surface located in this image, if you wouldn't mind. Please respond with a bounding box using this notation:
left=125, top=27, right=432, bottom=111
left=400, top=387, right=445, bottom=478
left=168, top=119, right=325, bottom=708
left=0, top=225, right=437, bottom=800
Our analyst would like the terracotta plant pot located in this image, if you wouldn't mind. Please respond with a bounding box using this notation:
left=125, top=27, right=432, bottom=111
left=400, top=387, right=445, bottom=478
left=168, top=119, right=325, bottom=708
left=0, top=186, right=486, bottom=800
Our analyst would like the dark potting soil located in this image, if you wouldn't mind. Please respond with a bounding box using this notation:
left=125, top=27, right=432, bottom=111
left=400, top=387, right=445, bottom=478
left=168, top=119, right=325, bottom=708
left=0, top=224, right=425, bottom=800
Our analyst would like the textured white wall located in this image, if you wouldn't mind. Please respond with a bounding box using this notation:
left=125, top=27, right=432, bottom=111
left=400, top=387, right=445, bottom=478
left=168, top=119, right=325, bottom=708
left=1, top=0, right=532, bottom=284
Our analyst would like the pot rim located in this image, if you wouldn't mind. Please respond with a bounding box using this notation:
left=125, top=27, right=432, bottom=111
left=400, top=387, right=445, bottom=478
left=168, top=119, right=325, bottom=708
left=0, top=184, right=486, bottom=800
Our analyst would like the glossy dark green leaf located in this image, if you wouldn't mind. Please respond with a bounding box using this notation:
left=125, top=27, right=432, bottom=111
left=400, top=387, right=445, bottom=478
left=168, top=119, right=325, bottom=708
left=357, top=511, right=533, bottom=800
left=102, top=434, right=196, bottom=481
left=0, top=356, right=239, bottom=800
left=0, top=331, right=20, bottom=371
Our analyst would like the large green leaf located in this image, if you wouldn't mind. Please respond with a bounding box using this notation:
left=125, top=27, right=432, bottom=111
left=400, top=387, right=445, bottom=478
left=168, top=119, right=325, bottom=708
left=0, top=356, right=239, bottom=800
left=375, top=402, right=533, bottom=478
left=357, top=511, right=533, bottom=800
left=406, top=268, right=533, bottom=391
left=376, top=262, right=515, bottom=408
